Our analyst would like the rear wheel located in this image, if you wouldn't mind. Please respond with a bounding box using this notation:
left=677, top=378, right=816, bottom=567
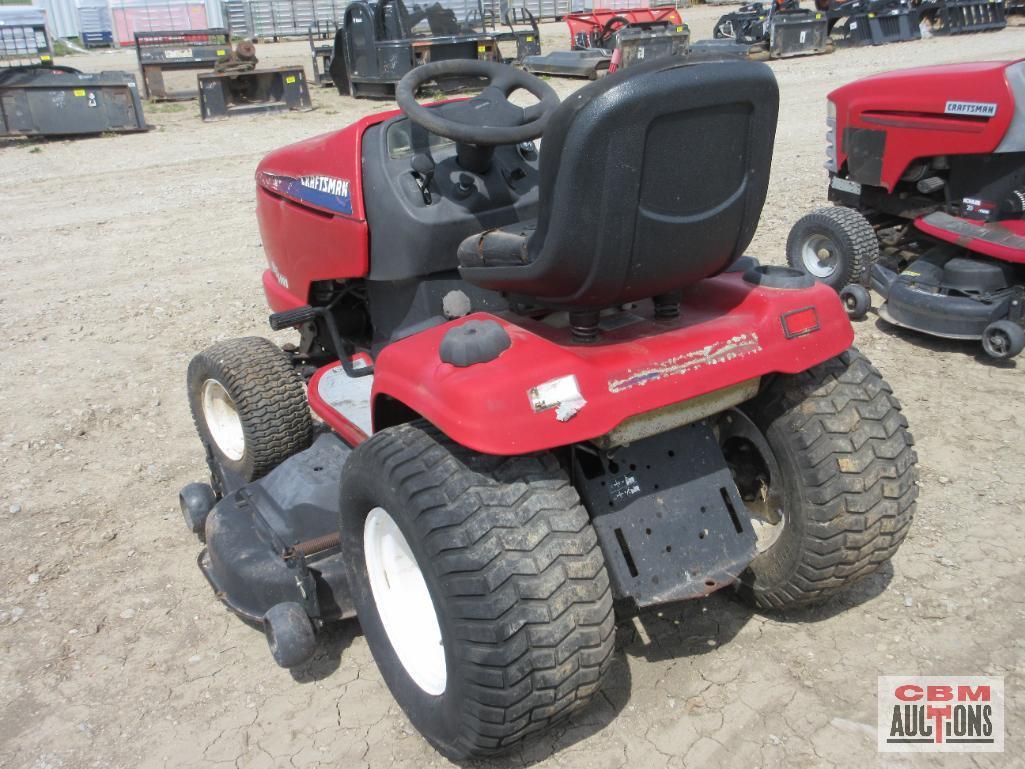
left=787, top=207, right=879, bottom=291
left=339, top=421, right=615, bottom=760
left=729, top=348, right=918, bottom=609
left=187, top=337, right=312, bottom=482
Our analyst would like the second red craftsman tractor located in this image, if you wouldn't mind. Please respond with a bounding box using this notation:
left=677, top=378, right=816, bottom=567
left=789, top=58, right=1025, bottom=359
left=180, top=58, right=918, bottom=759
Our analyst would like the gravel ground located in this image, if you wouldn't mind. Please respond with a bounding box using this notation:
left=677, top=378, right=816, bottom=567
left=1, top=7, right=1024, bottom=769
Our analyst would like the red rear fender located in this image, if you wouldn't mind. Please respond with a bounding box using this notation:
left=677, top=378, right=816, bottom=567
left=352, top=272, right=853, bottom=455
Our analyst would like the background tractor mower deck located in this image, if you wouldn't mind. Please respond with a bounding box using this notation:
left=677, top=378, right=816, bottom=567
left=180, top=56, right=918, bottom=761
left=788, top=57, right=1025, bottom=360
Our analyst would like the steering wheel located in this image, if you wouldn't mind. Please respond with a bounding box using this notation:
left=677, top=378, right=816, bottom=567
left=395, top=60, right=560, bottom=146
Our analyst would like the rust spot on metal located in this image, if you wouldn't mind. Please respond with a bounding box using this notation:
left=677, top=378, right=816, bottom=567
left=286, top=532, right=342, bottom=558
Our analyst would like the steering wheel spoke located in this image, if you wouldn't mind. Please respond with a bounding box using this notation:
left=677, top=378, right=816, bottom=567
left=395, top=60, right=559, bottom=147
left=485, top=69, right=520, bottom=95
left=522, top=102, right=547, bottom=123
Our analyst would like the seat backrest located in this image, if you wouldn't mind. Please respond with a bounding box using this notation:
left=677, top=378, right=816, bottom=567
left=463, top=57, right=779, bottom=308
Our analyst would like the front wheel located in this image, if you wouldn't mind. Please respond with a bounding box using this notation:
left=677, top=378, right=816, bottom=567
left=787, top=206, right=879, bottom=291
left=186, top=337, right=312, bottom=483
left=339, top=421, right=615, bottom=760
left=729, top=348, right=918, bottom=610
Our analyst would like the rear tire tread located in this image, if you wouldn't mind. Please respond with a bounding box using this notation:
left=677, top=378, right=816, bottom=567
left=351, top=422, right=615, bottom=757
left=741, top=347, right=918, bottom=609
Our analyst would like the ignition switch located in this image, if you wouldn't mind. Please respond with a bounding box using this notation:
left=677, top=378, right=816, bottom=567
left=454, top=173, right=477, bottom=200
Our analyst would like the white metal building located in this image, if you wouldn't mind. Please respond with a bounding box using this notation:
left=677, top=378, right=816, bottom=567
left=30, top=0, right=635, bottom=43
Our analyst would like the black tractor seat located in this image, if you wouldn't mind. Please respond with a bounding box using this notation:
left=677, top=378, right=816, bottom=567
left=457, top=56, right=779, bottom=314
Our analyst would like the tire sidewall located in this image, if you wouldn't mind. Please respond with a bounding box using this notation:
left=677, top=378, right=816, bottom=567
left=339, top=445, right=468, bottom=759
left=738, top=391, right=815, bottom=602
left=737, top=416, right=810, bottom=594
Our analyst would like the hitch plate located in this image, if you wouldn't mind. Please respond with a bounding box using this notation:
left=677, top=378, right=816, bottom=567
left=574, top=420, right=757, bottom=609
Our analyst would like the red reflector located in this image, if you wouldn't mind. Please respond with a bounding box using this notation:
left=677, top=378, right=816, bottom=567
left=781, top=307, right=820, bottom=338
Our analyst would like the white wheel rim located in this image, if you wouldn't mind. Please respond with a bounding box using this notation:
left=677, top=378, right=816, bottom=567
left=201, top=379, right=245, bottom=461
left=750, top=505, right=786, bottom=554
left=364, top=507, right=446, bottom=696
left=800, top=234, right=839, bottom=279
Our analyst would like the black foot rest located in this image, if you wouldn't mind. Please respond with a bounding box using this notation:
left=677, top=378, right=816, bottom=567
left=269, top=305, right=319, bottom=330
left=921, top=212, right=1025, bottom=251
left=458, top=221, right=536, bottom=269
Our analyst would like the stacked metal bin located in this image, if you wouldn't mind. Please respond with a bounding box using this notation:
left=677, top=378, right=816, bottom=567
left=77, top=0, right=117, bottom=47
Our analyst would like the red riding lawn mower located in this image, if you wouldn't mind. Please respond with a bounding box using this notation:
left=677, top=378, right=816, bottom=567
left=180, top=58, right=918, bottom=759
left=788, top=58, right=1025, bottom=360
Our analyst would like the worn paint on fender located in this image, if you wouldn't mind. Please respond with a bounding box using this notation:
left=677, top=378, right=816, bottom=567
left=608, top=333, right=763, bottom=393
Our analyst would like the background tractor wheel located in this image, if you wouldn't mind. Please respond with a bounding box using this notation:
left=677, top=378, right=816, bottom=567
left=187, top=337, right=312, bottom=483
left=340, top=421, right=615, bottom=760
left=787, top=206, right=879, bottom=291
left=733, top=348, right=918, bottom=609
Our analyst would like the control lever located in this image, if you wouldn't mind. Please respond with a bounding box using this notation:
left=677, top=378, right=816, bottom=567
left=411, top=153, right=434, bottom=205
left=455, top=173, right=476, bottom=200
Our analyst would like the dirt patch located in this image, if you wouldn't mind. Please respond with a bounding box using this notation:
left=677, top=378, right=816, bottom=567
left=1, top=10, right=1023, bottom=769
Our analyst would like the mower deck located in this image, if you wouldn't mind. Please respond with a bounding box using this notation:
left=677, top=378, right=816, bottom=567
left=200, top=433, right=355, bottom=625
left=870, top=251, right=1023, bottom=340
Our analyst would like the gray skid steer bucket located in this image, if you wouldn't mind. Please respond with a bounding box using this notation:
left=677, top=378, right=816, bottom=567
left=769, top=11, right=830, bottom=57
left=0, top=68, right=149, bottom=138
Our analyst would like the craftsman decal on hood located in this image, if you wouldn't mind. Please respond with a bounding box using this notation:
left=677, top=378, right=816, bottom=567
left=608, top=333, right=763, bottom=393
left=256, top=171, right=353, bottom=215
left=944, top=101, right=997, bottom=118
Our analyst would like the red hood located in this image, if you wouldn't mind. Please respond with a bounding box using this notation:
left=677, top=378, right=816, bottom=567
left=829, top=58, right=1025, bottom=190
